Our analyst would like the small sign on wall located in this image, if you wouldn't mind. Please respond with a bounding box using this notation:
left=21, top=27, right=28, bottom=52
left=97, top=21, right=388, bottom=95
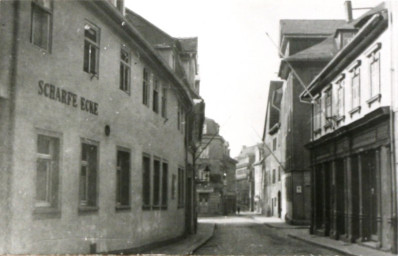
left=296, top=185, right=302, bottom=193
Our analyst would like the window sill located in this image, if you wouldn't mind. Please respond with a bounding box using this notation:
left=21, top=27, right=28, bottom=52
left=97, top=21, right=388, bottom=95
left=349, top=106, right=361, bottom=117
left=313, top=128, right=322, bottom=135
left=366, top=94, right=381, bottom=106
left=78, top=206, right=99, bottom=214
left=115, top=205, right=131, bottom=211
left=33, top=207, right=61, bottom=219
left=84, top=71, right=99, bottom=80
left=152, top=205, right=161, bottom=210
left=323, top=122, right=333, bottom=131
left=142, top=205, right=151, bottom=211
left=336, top=115, right=345, bottom=125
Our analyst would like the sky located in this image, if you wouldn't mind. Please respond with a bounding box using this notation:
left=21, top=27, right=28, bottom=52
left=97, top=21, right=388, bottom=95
left=125, top=0, right=382, bottom=157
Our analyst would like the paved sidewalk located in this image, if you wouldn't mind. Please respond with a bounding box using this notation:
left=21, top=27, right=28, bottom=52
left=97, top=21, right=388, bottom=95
left=142, top=223, right=215, bottom=254
left=251, top=215, right=396, bottom=256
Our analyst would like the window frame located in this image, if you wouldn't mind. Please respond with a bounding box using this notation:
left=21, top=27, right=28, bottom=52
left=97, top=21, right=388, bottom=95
left=350, top=63, right=361, bottom=110
left=120, top=46, right=131, bottom=94
left=161, top=161, right=168, bottom=210
left=78, top=139, right=99, bottom=212
left=142, top=153, right=151, bottom=210
left=143, top=68, right=150, bottom=106
left=115, top=147, right=131, bottom=210
left=369, top=50, right=381, bottom=98
left=152, top=156, right=161, bottom=209
left=177, top=167, right=185, bottom=208
left=30, top=0, right=53, bottom=52
left=161, top=86, right=167, bottom=118
left=83, top=21, right=100, bottom=77
left=153, top=77, right=159, bottom=113
left=35, top=132, right=60, bottom=211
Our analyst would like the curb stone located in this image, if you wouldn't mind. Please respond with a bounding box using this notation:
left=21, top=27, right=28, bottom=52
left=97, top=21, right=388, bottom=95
left=288, top=234, right=356, bottom=256
left=190, top=224, right=216, bottom=254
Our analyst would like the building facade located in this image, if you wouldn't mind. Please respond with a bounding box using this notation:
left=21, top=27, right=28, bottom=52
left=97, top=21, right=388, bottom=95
left=271, top=19, right=345, bottom=224
left=0, top=0, right=204, bottom=253
left=235, top=144, right=261, bottom=212
left=301, top=2, right=397, bottom=253
left=262, top=81, right=283, bottom=217
left=196, top=118, right=237, bottom=215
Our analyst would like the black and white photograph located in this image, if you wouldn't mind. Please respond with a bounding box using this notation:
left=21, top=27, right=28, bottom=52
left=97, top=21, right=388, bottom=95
left=0, top=0, right=397, bottom=255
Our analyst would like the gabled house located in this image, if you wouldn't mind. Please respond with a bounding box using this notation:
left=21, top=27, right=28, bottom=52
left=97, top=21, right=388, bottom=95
left=273, top=18, right=345, bottom=225
left=196, top=118, right=237, bottom=215
left=0, top=0, right=204, bottom=253
left=300, top=2, right=397, bottom=253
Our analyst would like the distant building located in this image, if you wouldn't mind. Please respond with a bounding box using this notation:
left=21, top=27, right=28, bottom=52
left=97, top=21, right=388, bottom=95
left=196, top=118, right=237, bottom=215
left=301, top=2, right=397, bottom=253
left=272, top=18, right=345, bottom=224
left=235, top=144, right=262, bottom=212
left=0, top=0, right=204, bottom=253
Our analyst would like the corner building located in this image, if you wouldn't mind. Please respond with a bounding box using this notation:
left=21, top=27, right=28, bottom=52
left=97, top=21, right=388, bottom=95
left=301, top=2, right=397, bottom=252
left=0, top=0, right=204, bottom=254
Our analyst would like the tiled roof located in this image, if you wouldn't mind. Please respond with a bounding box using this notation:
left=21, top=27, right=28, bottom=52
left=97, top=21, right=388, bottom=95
left=284, top=36, right=338, bottom=62
left=280, top=19, right=347, bottom=36
left=125, top=9, right=175, bottom=48
left=178, top=37, right=198, bottom=52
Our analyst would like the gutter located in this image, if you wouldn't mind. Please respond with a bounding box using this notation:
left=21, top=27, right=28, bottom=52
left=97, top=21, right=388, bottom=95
left=90, top=1, right=195, bottom=105
left=300, top=12, right=387, bottom=100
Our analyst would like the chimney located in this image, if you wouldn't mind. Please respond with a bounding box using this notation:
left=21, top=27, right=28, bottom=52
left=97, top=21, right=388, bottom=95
left=344, top=1, right=353, bottom=22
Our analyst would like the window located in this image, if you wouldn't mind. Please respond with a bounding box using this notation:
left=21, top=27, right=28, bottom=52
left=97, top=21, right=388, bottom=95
left=143, top=69, right=149, bottom=106
left=142, top=154, right=151, bottom=209
left=369, top=51, right=380, bottom=97
left=351, top=66, right=360, bottom=109
left=313, top=99, right=322, bottom=131
left=79, top=142, right=98, bottom=208
left=120, top=48, right=131, bottom=94
left=199, top=146, right=209, bottom=159
left=161, top=86, right=167, bottom=118
left=83, top=23, right=100, bottom=76
left=162, top=162, right=168, bottom=209
left=116, top=149, right=130, bottom=208
left=325, top=89, right=332, bottom=120
left=171, top=174, right=176, bottom=200
left=181, top=106, right=185, bottom=134
left=272, top=169, right=275, bottom=184
left=153, top=158, right=161, bottom=209
left=31, top=0, right=52, bottom=51
left=337, top=80, right=345, bottom=118
left=178, top=167, right=185, bottom=208
left=36, top=134, right=59, bottom=208
left=153, top=78, right=159, bottom=113
left=272, top=138, right=277, bottom=151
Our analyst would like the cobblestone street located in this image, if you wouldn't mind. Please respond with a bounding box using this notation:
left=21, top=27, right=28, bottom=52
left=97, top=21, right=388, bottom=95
left=195, top=215, right=338, bottom=255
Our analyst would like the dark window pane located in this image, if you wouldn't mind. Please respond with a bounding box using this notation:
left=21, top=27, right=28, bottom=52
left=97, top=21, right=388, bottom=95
left=36, top=159, right=49, bottom=202
left=83, top=41, right=90, bottom=73
left=153, top=160, right=160, bottom=206
left=37, top=135, right=50, bottom=154
left=32, top=5, right=50, bottom=50
left=162, top=163, right=168, bottom=207
left=142, top=156, right=151, bottom=207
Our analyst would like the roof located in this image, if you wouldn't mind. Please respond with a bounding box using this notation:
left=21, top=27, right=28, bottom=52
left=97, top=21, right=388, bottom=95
left=280, top=19, right=346, bottom=37
left=178, top=37, right=198, bottom=52
left=300, top=2, right=388, bottom=99
left=125, top=9, right=175, bottom=48
left=284, top=36, right=338, bottom=62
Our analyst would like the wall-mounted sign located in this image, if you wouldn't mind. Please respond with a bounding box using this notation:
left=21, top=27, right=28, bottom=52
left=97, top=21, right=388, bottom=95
left=296, top=185, right=302, bottom=193
left=38, top=80, right=98, bottom=115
